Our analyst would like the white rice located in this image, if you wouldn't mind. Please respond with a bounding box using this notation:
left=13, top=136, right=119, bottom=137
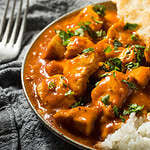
left=96, top=113, right=150, bottom=150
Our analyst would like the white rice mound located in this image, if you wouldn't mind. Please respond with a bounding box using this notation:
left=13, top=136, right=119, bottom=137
left=96, top=113, right=150, bottom=150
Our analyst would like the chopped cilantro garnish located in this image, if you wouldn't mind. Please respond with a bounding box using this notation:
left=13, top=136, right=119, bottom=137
left=79, top=22, right=97, bottom=40
left=125, top=62, right=139, bottom=70
left=120, top=115, right=125, bottom=122
left=63, top=83, right=67, bottom=88
left=125, top=44, right=130, bottom=48
left=134, top=45, right=145, bottom=65
left=100, top=73, right=112, bottom=78
left=113, top=39, right=122, bottom=49
left=57, top=30, right=74, bottom=46
left=96, top=29, right=106, bottom=38
left=122, top=80, right=137, bottom=90
left=101, top=95, right=110, bottom=105
left=135, top=45, right=145, bottom=50
left=95, top=81, right=100, bottom=86
left=131, top=34, right=138, bottom=41
left=71, top=101, right=82, bottom=108
left=91, top=16, right=103, bottom=24
left=48, top=81, right=55, bottom=90
left=113, top=105, right=119, bottom=117
left=65, top=90, right=75, bottom=96
left=93, top=5, right=106, bottom=17
left=82, top=48, right=94, bottom=53
left=104, top=46, right=112, bottom=53
left=113, top=72, right=116, bottom=78
left=106, top=58, right=122, bottom=72
left=74, top=28, right=84, bottom=36
left=124, top=23, right=138, bottom=30
left=123, top=104, right=144, bottom=115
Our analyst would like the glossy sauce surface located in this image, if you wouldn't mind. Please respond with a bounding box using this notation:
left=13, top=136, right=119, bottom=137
left=23, top=2, right=150, bottom=149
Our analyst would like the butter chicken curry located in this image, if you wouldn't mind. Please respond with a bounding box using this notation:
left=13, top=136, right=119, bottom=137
left=23, top=2, right=150, bottom=149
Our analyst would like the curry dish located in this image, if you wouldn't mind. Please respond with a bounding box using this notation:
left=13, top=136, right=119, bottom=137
left=23, top=2, right=150, bottom=149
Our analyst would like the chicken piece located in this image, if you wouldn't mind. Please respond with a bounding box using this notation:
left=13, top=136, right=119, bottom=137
left=45, top=60, right=63, bottom=76
left=42, top=34, right=65, bottom=59
left=100, top=121, right=122, bottom=140
left=66, top=24, right=92, bottom=41
left=54, top=106, right=100, bottom=136
left=104, top=10, right=119, bottom=29
left=37, top=75, right=76, bottom=108
left=107, top=21, right=143, bottom=46
left=128, top=67, right=150, bottom=87
left=76, top=5, right=103, bottom=31
left=94, top=39, right=122, bottom=59
left=65, top=36, right=94, bottom=58
left=63, top=52, right=100, bottom=96
left=128, top=90, right=150, bottom=111
left=92, top=71, right=131, bottom=108
left=118, top=47, right=137, bottom=64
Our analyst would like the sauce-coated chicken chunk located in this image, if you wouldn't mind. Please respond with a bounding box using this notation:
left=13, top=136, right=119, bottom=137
left=65, top=36, right=94, bottom=58
left=92, top=71, right=132, bottom=108
left=63, top=52, right=100, bottom=96
left=128, top=67, right=150, bottom=87
left=42, top=34, right=65, bottom=59
left=37, top=75, right=75, bottom=108
left=76, top=5, right=103, bottom=31
left=54, top=106, right=100, bottom=136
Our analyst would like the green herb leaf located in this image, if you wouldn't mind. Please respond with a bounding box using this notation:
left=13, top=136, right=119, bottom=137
left=113, top=72, right=116, bottom=78
left=125, top=62, right=139, bottom=70
left=48, top=82, right=55, bottom=90
left=124, top=23, right=138, bottom=30
left=131, top=34, right=138, bottom=41
left=123, top=109, right=130, bottom=116
left=57, top=30, right=74, bottom=46
left=65, top=90, right=75, bottom=96
left=99, top=73, right=112, bottom=78
left=113, top=105, right=119, bottom=117
left=93, top=5, right=106, bottom=17
left=104, top=46, right=112, bottom=53
left=91, top=16, right=103, bottom=24
left=96, top=29, right=106, bottom=38
left=129, top=104, right=144, bottom=112
left=105, top=58, right=122, bottom=72
left=95, top=81, right=100, bottom=86
left=135, top=45, right=145, bottom=50
left=101, top=95, right=110, bottom=105
left=71, top=101, right=82, bottom=108
left=123, top=104, right=144, bottom=115
left=74, top=28, right=84, bottom=36
left=120, top=115, right=125, bottom=122
left=82, top=48, right=94, bottom=53
left=79, top=22, right=97, bottom=40
left=134, top=45, right=145, bottom=65
left=122, top=80, right=137, bottom=90
left=113, top=39, right=123, bottom=49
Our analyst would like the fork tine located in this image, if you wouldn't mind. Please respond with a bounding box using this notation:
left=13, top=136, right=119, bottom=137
left=16, top=0, right=29, bottom=49
left=9, top=0, right=23, bottom=46
left=2, top=0, right=17, bottom=45
left=0, top=0, right=10, bottom=40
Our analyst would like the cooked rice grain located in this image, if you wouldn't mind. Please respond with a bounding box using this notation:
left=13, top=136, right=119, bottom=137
left=96, top=113, right=150, bottom=150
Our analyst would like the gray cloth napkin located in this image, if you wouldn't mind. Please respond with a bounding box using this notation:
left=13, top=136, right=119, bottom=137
left=0, top=0, right=96, bottom=149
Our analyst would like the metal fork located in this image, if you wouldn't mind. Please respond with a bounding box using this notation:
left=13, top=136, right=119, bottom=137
left=0, top=0, right=29, bottom=63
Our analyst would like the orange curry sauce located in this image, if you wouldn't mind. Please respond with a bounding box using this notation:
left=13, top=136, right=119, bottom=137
left=24, top=2, right=150, bottom=149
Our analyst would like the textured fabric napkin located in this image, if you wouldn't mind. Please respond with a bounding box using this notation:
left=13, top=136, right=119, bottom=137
left=0, top=0, right=100, bottom=149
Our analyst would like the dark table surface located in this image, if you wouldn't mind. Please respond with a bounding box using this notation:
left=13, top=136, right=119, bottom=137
left=0, top=0, right=99, bottom=149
